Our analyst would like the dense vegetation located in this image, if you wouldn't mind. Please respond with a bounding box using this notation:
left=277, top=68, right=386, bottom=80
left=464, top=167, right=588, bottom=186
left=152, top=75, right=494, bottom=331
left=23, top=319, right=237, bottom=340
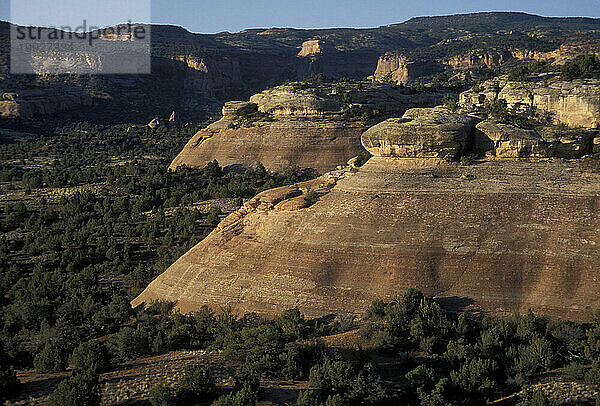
left=0, top=119, right=318, bottom=403
left=8, top=288, right=599, bottom=405
left=560, top=54, right=600, bottom=80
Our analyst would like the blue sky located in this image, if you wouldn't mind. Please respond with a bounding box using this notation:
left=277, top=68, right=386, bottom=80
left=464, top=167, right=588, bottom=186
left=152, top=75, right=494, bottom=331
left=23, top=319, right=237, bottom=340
left=1, top=0, right=599, bottom=33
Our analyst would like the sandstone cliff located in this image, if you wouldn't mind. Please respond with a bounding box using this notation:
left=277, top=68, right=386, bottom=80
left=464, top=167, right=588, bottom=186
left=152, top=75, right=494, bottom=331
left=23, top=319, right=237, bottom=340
left=362, top=108, right=478, bottom=158
left=373, top=52, right=444, bottom=84
left=169, top=82, right=445, bottom=173
left=135, top=107, right=600, bottom=322
left=474, top=120, right=596, bottom=158
left=460, top=76, right=600, bottom=129
left=133, top=156, right=600, bottom=321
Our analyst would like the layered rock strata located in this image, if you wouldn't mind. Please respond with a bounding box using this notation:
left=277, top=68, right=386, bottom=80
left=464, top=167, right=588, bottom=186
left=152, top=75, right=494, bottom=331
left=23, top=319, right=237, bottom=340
left=474, top=120, right=596, bottom=158
left=361, top=107, right=479, bottom=159
left=136, top=107, right=600, bottom=321
left=169, top=83, right=445, bottom=173
left=460, top=76, right=600, bottom=129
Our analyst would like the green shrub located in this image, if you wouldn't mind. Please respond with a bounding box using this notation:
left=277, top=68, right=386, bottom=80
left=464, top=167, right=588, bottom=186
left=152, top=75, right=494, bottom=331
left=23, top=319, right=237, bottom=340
left=304, top=188, right=320, bottom=206
left=48, top=369, right=100, bottom=406
left=280, top=343, right=314, bottom=380
left=353, top=148, right=373, bottom=168
left=207, top=207, right=222, bottom=227
left=507, top=61, right=549, bottom=82
left=561, top=54, right=599, bottom=80
left=441, top=96, right=459, bottom=112
left=308, top=360, right=385, bottom=403
left=175, top=363, right=217, bottom=403
left=34, top=341, right=69, bottom=373
left=348, top=364, right=385, bottom=404
left=547, top=319, right=585, bottom=358
left=418, top=378, right=450, bottom=406
left=460, top=154, right=476, bottom=166
left=309, top=359, right=355, bottom=395
left=450, top=358, right=497, bottom=400
left=518, top=389, right=552, bottom=406
left=585, top=310, right=600, bottom=361
left=564, top=362, right=586, bottom=381
left=223, top=323, right=286, bottom=377
left=485, top=99, right=509, bottom=120
left=406, top=364, right=437, bottom=390
left=325, top=394, right=345, bottom=406
left=277, top=308, right=309, bottom=340
left=513, top=337, right=555, bottom=383
left=585, top=360, right=600, bottom=385
left=70, top=340, right=111, bottom=375
left=0, top=364, right=20, bottom=399
left=149, top=384, right=175, bottom=406
left=296, top=390, right=320, bottom=406
left=365, top=299, right=386, bottom=320
left=211, top=383, right=257, bottom=406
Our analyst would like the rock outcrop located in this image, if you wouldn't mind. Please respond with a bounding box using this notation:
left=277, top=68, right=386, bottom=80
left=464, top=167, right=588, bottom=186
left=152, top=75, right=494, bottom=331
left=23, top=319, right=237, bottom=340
left=136, top=106, right=600, bottom=321
left=148, top=118, right=162, bottom=129
left=169, top=82, right=446, bottom=173
left=298, top=40, right=334, bottom=57
left=361, top=108, right=479, bottom=159
left=373, top=52, right=444, bottom=84
left=134, top=155, right=600, bottom=321
left=474, top=120, right=596, bottom=158
left=0, top=87, right=95, bottom=118
left=460, top=76, right=600, bottom=129
left=249, top=87, right=342, bottom=117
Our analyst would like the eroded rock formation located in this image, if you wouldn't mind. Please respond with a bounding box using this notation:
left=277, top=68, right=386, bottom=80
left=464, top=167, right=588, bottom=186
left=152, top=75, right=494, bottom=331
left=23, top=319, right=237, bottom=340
left=361, top=108, right=479, bottom=159
left=0, top=88, right=95, bottom=118
left=460, top=76, right=600, bottom=129
left=169, top=83, right=445, bottom=173
left=135, top=106, right=600, bottom=321
left=134, top=155, right=600, bottom=321
left=373, top=52, right=444, bottom=84
left=474, top=120, right=596, bottom=158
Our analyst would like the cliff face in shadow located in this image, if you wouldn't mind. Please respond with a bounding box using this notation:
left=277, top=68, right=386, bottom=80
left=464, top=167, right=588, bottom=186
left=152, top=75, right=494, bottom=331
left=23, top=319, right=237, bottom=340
left=1, top=12, right=600, bottom=123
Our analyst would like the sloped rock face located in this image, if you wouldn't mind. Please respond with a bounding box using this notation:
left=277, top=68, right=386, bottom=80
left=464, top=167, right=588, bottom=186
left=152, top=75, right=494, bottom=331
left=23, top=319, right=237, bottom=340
left=460, top=76, right=600, bottom=129
left=298, top=40, right=333, bottom=57
left=169, top=83, right=445, bottom=173
left=134, top=157, right=600, bottom=321
left=361, top=108, right=479, bottom=159
left=169, top=115, right=366, bottom=173
left=475, top=121, right=547, bottom=157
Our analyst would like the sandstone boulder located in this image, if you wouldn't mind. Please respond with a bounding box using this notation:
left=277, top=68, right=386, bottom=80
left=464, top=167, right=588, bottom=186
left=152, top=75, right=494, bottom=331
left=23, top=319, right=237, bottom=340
left=298, top=40, right=334, bottom=57
left=222, top=101, right=258, bottom=118
left=169, top=111, right=180, bottom=124
left=372, top=52, right=444, bottom=85
left=148, top=117, right=161, bottom=129
left=249, top=86, right=342, bottom=116
left=361, top=107, right=479, bottom=159
left=475, top=120, right=595, bottom=158
left=475, top=121, right=547, bottom=157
